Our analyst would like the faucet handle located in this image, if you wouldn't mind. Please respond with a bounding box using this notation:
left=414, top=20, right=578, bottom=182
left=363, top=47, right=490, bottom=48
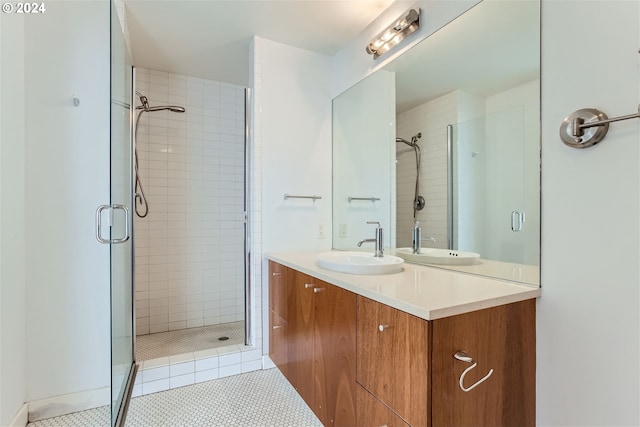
left=366, top=221, right=381, bottom=228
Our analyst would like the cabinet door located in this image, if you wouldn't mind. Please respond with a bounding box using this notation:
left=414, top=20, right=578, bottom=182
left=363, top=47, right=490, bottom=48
left=314, top=281, right=357, bottom=426
left=287, top=271, right=316, bottom=408
left=431, top=299, right=536, bottom=427
left=357, top=385, right=411, bottom=427
left=357, top=296, right=430, bottom=427
left=269, top=310, right=288, bottom=377
left=268, top=260, right=288, bottom=321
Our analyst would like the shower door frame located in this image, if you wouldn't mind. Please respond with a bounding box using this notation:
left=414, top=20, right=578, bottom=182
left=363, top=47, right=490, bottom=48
left=109, top=3, right=137, bottom=426
left=244, top=88, right=253, bottom=346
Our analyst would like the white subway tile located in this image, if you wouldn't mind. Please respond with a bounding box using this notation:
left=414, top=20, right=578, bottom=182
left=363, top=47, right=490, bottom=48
left=142, top=365, right=169, bottom=382
left=218, top=364, right=241, bottom=379
left=142, top=378, right=170, bottom=395
left=170, top=361, right=194, bottom=377
left=170, top=373, right=195, bottom=389
left=195, top=368, right=219, bottom=383
left=195, top=356, right=219, bottom=372
left=219, top=352, right=242, bottom=367
left=241, top=359, right=262, bottom=374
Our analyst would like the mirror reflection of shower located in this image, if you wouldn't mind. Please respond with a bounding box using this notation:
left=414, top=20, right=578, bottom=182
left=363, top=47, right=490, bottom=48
left=396, top=132, right=424, bottom=218
left=133, top=91, right=185, bottom=218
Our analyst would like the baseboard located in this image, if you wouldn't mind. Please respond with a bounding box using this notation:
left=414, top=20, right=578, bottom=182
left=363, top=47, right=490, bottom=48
left=262, top=355, right=275, bottom=369
left=28, top=387, right=110, bottom=422
left=8, top=403, right=28, bottom=427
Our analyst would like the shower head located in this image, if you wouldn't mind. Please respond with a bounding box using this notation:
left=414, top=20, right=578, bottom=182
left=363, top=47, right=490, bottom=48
left=134, top=91, right=185, bottom=113
left=396, top=137, right=413, bottom=146
left=136, top=91, right=149, bottom=111
left=396, top=132, right=422, bottom=147
left=145, top=105, right=186, bottom=113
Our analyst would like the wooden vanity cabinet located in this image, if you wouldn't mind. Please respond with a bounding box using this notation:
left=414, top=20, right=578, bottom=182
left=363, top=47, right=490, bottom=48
left=269, top=261, right=535, bottom=427
left=269, top=263, right=357, bottom=426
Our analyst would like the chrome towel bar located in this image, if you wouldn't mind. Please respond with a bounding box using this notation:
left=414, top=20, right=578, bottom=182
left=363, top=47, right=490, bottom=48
left=283, top=193, right=321, bottom=201
left=348, top=196, right=380, bottom=202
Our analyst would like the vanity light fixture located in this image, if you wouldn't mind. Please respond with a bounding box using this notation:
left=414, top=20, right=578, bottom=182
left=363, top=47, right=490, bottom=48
left=366, top=8, right=420, bottom=59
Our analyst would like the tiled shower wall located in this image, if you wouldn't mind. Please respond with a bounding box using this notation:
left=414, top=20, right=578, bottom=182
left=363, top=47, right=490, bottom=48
left=396, top=91, right=459, bottom=249
left=134, top=67, right=246, bottom=336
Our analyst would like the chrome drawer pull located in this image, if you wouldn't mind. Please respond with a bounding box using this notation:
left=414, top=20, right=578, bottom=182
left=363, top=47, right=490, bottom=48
left=313, top=288, right=325, bottom=293
left=304, top=283, right=314, bottom=289
left=378, top=324, right=390, bottom=332
left=272, top=325, right=282, bottom=330
left=272, top=272, right=283, bottom=276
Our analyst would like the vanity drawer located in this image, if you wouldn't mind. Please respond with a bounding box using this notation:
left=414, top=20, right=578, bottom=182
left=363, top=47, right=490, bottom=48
left=356, top=296, right=430, bottom=427
left=357, top=384, right=410, bottom=427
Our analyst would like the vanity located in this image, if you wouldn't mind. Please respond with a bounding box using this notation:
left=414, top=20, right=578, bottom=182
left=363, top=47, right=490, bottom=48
left=268, top=0, right=542, bottom=425
left=266, top=252, right=540, bottom=427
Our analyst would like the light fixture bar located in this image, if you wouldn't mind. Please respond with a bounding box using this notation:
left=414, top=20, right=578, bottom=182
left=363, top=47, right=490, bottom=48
left=366, top=8, right=420, bottom=59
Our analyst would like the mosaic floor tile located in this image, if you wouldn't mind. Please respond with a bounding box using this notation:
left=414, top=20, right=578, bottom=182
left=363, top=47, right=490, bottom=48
left=27, top=369, right=321, bottom=427
left=136, top=321, right=245, bottom=361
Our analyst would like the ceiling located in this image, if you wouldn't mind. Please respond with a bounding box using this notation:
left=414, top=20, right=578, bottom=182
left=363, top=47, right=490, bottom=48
left=124, top=0, right=396, bottom=86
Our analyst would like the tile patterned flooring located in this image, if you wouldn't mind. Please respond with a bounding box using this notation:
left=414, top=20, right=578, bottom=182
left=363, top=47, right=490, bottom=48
left=27, top=369, right=322, bottom=427
left=136, top=322, right=245, bottom=361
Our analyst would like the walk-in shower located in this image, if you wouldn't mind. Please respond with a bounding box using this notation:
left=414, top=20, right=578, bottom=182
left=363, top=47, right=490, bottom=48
left=132, top=67, right=250, bottom=365
left=396, top=132, right=424, bottom=218
left=134, top=91, right=185, bottom=218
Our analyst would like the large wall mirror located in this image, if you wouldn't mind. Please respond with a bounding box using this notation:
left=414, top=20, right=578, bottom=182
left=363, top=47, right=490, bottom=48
left=332, top=0, right=540, bottom=286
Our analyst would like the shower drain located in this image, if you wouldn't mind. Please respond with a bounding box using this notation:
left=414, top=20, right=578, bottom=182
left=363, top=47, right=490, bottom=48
left=218, top=336, right=229, bottom=341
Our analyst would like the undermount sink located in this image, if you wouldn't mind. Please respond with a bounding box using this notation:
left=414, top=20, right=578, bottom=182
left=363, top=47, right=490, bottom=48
left=395, top=247, right=480, bottom=266
left=316, top=251, right=404, bottom=275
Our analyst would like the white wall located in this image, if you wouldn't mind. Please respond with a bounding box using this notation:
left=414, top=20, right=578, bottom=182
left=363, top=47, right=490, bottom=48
left=0, top=12, right=27, bottom=427
left=24, top=2, right=111, bottom=402
left=256, top=38, right=333, bottom=255
left=252, top=37, right=333, bottom=354
left=133, top=68, right=246, bottom=336
left=538, top=1, right=639, bottom=425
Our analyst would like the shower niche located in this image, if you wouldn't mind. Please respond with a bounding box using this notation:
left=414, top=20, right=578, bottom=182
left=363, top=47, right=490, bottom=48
left=132, top=67, right=249, bottom=361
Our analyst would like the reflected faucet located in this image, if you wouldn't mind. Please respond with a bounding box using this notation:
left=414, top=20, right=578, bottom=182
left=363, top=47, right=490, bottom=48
left=412, top=221, right=436, bottom=254
left=357, top=221, right=384, bottom=257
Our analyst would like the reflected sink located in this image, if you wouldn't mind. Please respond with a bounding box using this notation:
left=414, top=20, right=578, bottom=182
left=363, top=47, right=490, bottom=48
left=395, top=247, right=480, bottom=266
left=316, top=251, right=404, bottom=275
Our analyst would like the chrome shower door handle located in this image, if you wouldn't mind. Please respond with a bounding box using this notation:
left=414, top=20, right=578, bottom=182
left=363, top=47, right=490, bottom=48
left=511, top=211, right=525, bottom=232
left=96, top=204, right=131, bottom=244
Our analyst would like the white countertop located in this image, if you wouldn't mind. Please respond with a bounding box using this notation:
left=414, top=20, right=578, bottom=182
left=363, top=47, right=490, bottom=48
left=266, top=251, right=541, bottom=321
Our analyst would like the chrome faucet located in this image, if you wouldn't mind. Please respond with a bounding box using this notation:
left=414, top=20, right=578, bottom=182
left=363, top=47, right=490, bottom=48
left=357, top=221, right=384, bottom=257
left=412, top=221, right=436, bottom=254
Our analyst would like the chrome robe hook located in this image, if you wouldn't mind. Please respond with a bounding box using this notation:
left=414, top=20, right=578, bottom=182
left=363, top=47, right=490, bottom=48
left=454, top=351, right=494, bottom=392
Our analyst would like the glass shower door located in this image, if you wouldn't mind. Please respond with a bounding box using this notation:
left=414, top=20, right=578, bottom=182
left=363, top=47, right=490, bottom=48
left=451, top=106, right=526, bottom=263
left=110, top=1, right=136, bottom=425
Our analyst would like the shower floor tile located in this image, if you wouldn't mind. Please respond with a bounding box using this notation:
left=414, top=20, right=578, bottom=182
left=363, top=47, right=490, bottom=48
left=27, top=369, right=321, bottom=427
left=136, top=321, right=245, bottom=361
